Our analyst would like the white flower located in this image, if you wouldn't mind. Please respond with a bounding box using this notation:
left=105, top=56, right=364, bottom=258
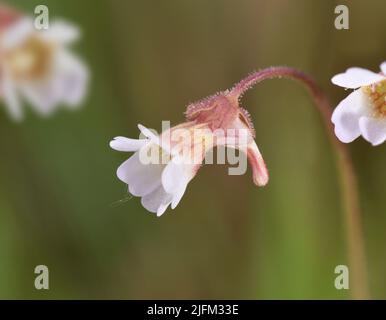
left=110, top=80, right=270, bottom=217
left=0, top=16, right=88, bottom=120
left=331, top=62, right=386, bottom=146
left=110, top=124, right=205, bottom=217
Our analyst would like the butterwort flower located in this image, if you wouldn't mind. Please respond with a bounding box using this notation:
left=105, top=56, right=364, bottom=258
left=0, top=5, right=88, bottom=120
left=110, top=86, right=268, bottom=216
left=331, top=62, right=386, bottom=145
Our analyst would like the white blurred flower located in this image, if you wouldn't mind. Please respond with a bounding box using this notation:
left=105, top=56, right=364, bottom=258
left=0, top=13, right=88, bottom=120
left=331, top=62, right=386, bottom=145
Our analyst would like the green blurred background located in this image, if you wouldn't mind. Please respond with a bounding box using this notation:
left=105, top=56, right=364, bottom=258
left=1, top=0, right=385, bottom=299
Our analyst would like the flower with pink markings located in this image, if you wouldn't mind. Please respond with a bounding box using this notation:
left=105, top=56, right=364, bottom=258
left=110, top=80, right=268, bottom=216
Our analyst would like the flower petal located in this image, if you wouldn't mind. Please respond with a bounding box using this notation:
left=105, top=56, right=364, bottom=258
left=53, top=49, right=89, bottom=107
left=331, top=89, right=369, bottom=143
left=1, top=17, right=33, bottom=49
left=110, top=137, right=147, bottom=152
left=157, top=202, right=170, bottom=217
left=117, top=150, right=165, bottom=197
left=161, top=157, right=196, bottom=209
left=20, top=50, right=87, bottom=114
left=140, top=185, right=172, bottom=216
left=19, top=80, right=60, bottom=115
left=381, top=62, right=386, bottom=75
left=331, top=67, right=385, bottom=89
left=359, top=117, right=386, bottom=146
left=40, top=20, right=80, bottom=44
left=137, top=124, right=160, bottom=143
left=2, top=72, right=23, bottom=120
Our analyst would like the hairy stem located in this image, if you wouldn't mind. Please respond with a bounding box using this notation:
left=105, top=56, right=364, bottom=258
left=232, top=67, right=369, bottom=299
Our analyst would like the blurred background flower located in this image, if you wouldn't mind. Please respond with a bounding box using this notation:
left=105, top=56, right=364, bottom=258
left=0, top=4, right=88, bottom=120
left=0, top=0, right=385, bottom=299
left=331, top=63, right=386, bottom=145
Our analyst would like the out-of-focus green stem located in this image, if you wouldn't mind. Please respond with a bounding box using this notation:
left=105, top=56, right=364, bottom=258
left=231, top=67, right=369, bottom=299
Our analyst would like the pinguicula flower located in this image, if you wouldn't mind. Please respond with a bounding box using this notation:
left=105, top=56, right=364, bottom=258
left=0, top=5, right=88, bottom=120
left=331, top=62, right=386, bottom=145
left=110, top=86, right=268, bottom=216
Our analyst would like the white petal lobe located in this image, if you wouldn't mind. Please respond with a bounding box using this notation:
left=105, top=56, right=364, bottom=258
left=110, top=137, right=147, bottom=152
left=162, top=159, right=193, bottom=193
left=140, top=185, right=172, bottom=215
left=331, top=67, right=385, bottom=89
left=331, top=90, right=368, bottom=143
left=381, top=62, right=386, bottom=75
left=117, top=151, right=165, bottom=197
left=359, top=117, right=386, bottom=146
left=41, top=20, right=80, bottom=44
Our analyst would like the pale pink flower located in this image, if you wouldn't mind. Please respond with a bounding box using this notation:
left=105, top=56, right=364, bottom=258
left=331, top=62, right=386, bottom=145
left=0, top=6, right=88, bottom=120
left=110, top=88, right=268, bottom=216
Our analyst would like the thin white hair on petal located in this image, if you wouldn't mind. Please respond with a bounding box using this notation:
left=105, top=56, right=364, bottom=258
left=109, top=194, right=134, bottom=208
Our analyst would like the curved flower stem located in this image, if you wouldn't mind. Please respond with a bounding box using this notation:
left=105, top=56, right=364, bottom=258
left=231, top=67, right=369, bottom=299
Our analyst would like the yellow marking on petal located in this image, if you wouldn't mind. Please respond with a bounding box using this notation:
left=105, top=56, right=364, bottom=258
left=4, top=35, right=54, bottom=81
left=362, top=80, right=386, bottom=118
